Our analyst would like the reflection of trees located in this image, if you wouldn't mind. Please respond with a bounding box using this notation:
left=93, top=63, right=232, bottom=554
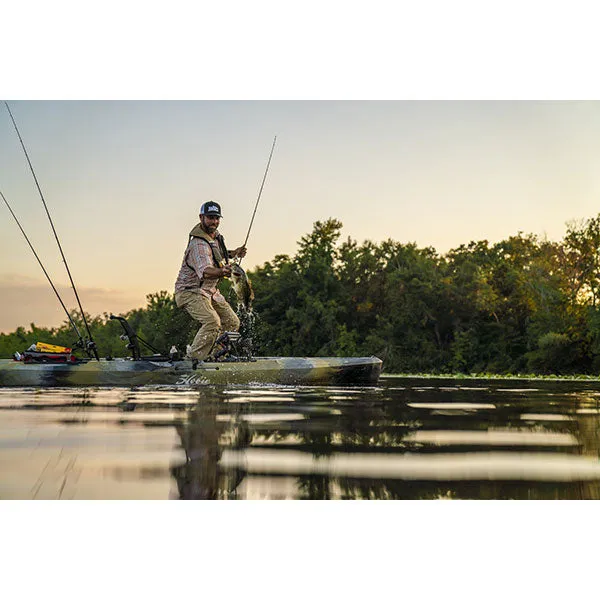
left=297, top=475, right=331, bottom=500
left=571, top=393, right=600, bottom=500
left=169, top=382, right=600, bottom=500
left=254, top=394, right=423, bottom=499
left=333, top=478, right=591, bottom=500
left=328, top=385, right=600, bottom=500
left=246, top=384, right=600, bottom=499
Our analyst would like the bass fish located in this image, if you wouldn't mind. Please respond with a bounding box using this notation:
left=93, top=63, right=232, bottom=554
left=231, top=263, right=254, bottom=311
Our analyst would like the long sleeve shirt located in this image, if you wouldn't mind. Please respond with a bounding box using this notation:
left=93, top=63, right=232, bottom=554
left=174, top=235, right=226, bottom=302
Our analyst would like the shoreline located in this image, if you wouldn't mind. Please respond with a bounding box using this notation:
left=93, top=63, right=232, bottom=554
left=381, top=373, right=600, bottom=382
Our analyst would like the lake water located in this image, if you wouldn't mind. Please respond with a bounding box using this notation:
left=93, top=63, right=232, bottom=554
left=2, top=375, right=600, bottom=499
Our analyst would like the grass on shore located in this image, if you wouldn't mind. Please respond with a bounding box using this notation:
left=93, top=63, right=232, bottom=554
left=381, top=372, right=600, bottom=381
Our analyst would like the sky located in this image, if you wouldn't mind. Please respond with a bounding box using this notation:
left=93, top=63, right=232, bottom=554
left=2, top=100, right=600, bottom=332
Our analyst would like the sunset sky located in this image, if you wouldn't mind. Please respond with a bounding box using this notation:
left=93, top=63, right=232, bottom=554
left=2, top=100, right=600, bottom=331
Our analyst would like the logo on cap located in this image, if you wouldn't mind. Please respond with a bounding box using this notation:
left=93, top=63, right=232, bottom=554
left=200, top=201, right=222, bottom=217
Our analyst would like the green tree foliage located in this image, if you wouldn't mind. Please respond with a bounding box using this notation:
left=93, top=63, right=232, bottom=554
left=251, top=220, right=345, bottom=356
left=5, top=215, right=600, bottom=375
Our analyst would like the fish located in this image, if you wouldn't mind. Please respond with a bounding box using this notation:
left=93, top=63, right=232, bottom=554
left=230, top=263, right=254, bottom=311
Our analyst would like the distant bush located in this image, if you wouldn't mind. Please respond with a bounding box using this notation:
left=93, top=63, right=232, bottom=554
left=526, top=333, right=581, bottom=374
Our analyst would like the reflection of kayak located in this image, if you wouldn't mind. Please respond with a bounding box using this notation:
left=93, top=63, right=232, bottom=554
left=0, top=355, right=382, bottom=387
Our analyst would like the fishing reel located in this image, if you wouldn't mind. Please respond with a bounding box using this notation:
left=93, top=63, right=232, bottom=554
left=85, top=340, right=98, bottom=360
left=71, top=337, right=99, bottom=360
left=207, top=331, right=255, bottom=362
left=211, top=331, right=242, bottom=361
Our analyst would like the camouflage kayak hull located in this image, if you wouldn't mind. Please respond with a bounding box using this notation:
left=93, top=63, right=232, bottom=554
left=0, top=356, right=382, bottom=387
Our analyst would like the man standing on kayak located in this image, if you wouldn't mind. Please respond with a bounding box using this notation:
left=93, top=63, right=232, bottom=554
left=174, top=201, right=247, bottom=361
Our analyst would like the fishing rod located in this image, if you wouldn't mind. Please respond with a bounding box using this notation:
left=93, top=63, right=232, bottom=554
left=4, top=101, right=99, bottom=360
left=1, top=189, right=85, bottom=342
left=239, top=135, right=277, bottom=264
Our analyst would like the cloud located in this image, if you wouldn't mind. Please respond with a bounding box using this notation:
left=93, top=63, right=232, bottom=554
left=0, top=275, right=148, bottom=333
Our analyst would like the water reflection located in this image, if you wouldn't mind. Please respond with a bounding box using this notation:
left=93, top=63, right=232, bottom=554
left=171, top=393, right=250, bottom=499
left=2, top=378, right=600, bottom=498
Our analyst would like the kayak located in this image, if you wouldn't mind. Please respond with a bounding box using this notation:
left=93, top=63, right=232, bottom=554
left=0, top=355, right=382, bottom=387
left=0, top=317, right=382, bottom=388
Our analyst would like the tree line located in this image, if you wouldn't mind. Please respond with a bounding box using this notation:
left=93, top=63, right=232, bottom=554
left=3, top=215, right=600, bottom=375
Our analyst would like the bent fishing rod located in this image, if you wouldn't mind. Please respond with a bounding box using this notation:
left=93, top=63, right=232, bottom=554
left=4, top=101, right=99, bottom=360
left=238, top=135, right=277, bottom=265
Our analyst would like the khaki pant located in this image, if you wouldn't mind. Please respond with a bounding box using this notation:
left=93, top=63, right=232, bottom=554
left=175, top=291, right=240, bottom=360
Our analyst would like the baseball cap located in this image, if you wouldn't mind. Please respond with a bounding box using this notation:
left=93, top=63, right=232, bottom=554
left=200, top=201, right=222, bottom=217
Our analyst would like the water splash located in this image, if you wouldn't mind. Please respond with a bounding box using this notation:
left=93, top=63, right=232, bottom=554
left=236, top=305, right=259, bottom=358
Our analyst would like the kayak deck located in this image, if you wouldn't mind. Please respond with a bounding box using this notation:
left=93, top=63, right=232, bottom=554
left=0, top=356, right=382, bottom=387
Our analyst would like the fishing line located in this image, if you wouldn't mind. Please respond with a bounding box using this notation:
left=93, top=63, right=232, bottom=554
left=0, top=189, right=84, bottom=340
left=239, top=135, right=277, bottom=264
left=4, top=101, right=99, bottom=359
